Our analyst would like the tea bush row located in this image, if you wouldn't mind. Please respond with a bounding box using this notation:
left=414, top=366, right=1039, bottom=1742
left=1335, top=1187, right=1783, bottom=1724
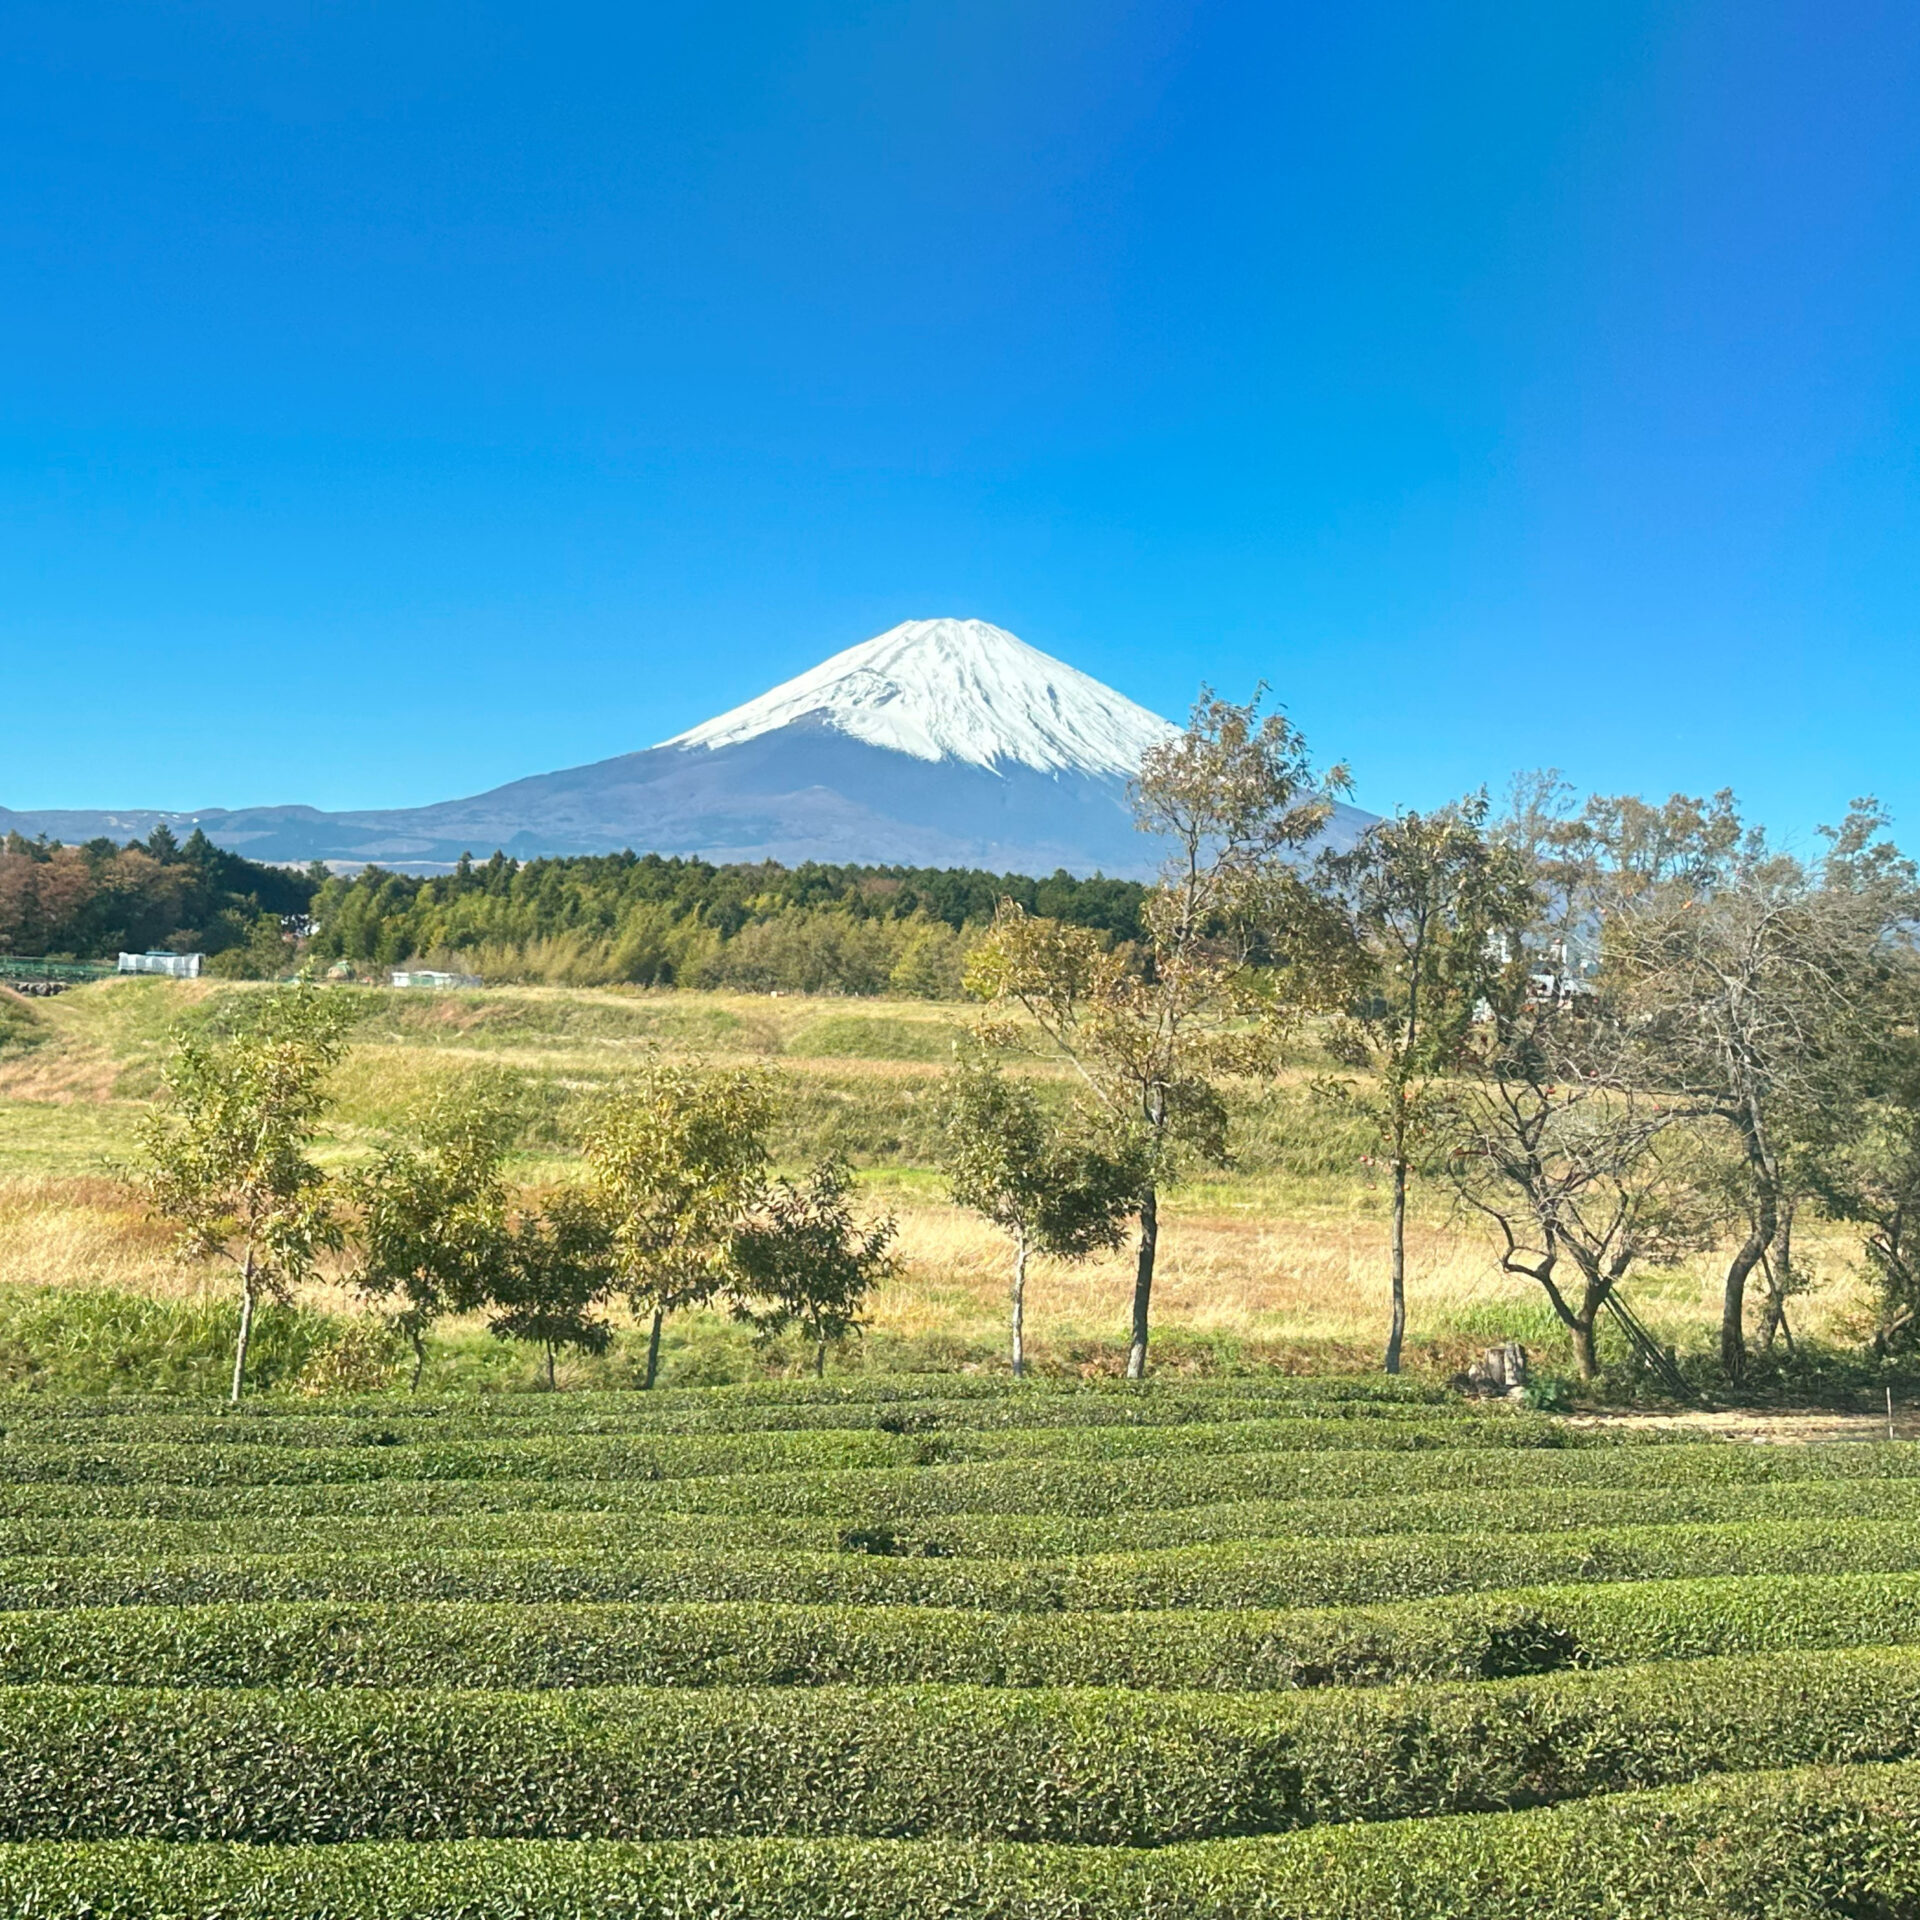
left=0, top=1414, right=1582, bottom=1488
left=7, top=1475, right=1920, bottom=1566
left=0, top=1439, right=1898, bottom=1523
left=0, top=1388, right=1472, bottom=1448
left=0, top=1651, right=1918, bottom=1843
left=4, top=1761, right=1916, bottom=1919
left=0, top=1374, right=1456, bottom=1427
left=8, top=1573, right=1920, bottom=1692
left=10, top=1518, right=1920, bottom=1612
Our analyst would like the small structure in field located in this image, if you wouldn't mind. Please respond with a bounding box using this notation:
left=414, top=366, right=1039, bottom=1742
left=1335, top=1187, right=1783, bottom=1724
left=117, top=951, right=203, bottom=979
left=0, top=956, right=117, bottom=994
left=1456, top=1342, right=1529, bottom=1399
left=390, top=969, right=482, bottom=990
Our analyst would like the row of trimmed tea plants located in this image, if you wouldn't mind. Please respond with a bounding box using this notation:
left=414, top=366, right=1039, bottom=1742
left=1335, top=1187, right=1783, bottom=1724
left=1, top=1374, right=1917, bottom=1915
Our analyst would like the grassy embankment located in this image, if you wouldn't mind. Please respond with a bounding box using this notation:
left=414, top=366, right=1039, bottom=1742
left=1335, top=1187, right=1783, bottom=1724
left=0, top=976, right=1875, bottom=1394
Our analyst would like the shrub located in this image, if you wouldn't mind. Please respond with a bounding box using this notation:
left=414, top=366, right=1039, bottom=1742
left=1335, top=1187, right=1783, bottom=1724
left=0, top=1412, right=1583, bottom=1490
left=0, top=1371, right=1461, bottom=1425
left=5, top=1474, right=1920, bottom=1566
left=6, top=1761, right=1915, bottom=1918
left=0, top=1653, right=1918, bottom=1843
left=0, top=1439, right=1910, bottom=1525
left=291, top=1320, right=409, bottom=1398
left=9, top=1518, right=1920, bottom=1612
left=9, top=1574, right=1920, bottom=1694
left=0, top=1384, right=1481, bottom=1448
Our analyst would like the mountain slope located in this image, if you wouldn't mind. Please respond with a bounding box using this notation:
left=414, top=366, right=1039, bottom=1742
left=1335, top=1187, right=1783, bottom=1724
left=1, top=619, right=1373, bottom=876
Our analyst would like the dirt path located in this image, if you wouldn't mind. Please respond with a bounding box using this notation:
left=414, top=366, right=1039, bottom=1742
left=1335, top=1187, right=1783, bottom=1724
left=1571, top=1407, right=1913, bottom=1445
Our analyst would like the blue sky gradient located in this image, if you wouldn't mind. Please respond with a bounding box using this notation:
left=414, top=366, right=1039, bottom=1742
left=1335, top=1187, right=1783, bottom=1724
left=5, top=1, right=1917, bottom=847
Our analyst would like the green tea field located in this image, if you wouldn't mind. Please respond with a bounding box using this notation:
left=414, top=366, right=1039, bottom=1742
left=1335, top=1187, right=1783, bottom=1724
left=2, top=1375, right=1920, bottom=1915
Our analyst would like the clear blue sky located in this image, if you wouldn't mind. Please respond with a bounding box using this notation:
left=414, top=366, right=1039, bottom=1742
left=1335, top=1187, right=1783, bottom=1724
left=5, top=1, right=1918, bottom=845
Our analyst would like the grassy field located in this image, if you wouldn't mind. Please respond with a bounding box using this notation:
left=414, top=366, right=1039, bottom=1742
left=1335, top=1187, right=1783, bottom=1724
left=0, top=1376, right=1918, bottom=1914
left=0, top=975, right=1877, bottom=1392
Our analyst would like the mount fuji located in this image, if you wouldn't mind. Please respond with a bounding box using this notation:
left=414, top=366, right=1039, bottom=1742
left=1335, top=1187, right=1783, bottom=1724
left=1, top=619, right=1373, bottom=877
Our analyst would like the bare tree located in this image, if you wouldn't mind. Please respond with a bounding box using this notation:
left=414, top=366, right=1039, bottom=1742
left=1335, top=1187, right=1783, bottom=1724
left=1501, top=786, right=1917, bottom=1381
left=1604, top=805, right=1915, bottom=1378
left=1807, top=910, right=1920, bottom=1357
left=1831, top=1107, right=1920, bottom=1357
left=1448, top=990, right=1720, bottom=1378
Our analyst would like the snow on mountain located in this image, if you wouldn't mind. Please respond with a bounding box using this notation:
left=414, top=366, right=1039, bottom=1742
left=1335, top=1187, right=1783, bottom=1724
left=3, top=616, right=1374, bottom=876
left=664, top=618, right=1177, bottom=777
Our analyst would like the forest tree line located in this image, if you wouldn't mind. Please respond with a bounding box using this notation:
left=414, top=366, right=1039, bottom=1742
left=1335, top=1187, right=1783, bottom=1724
left=2, top=826, right=1145, bottom=999
left=302, top=854, right=1148, bottom=997
left=0, top=826, right=318, bottom=969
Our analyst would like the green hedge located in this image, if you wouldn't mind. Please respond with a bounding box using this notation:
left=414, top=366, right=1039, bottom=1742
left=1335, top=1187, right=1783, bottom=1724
left=0, top=1439, right=1905, bottom=1524
left=3, top=1475, right=1917, bottom=1565
left=0, top=1414, right=1578, bottom=1489
left=1, top=1652, right=1919, bottom=1842
left=8, top=1517, right=1920, bottom=1611
left=0, top=1388, right=1473, bottom=1447
left=0, top=1373, right=1456, bottom=1425
left=0, top=1762, right=1915, bottom=1916
left=4, top=1762, right=1918, bottom=1917
left=10, top=1573, right=1920, bottom=1693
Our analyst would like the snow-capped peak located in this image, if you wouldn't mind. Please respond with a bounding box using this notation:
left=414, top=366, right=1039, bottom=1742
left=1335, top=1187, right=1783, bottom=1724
left=661, top=618, right=1177, bottom=777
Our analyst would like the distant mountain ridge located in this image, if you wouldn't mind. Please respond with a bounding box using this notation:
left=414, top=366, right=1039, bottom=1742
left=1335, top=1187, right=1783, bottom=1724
left=1, top=618, right=1375, bottom=877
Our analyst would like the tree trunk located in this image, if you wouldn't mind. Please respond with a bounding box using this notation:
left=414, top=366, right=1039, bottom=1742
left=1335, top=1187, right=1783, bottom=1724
left=1722, top=1209, right=1772, bottom=1382
left=1126, top=1188, right=1158, bottom=1380
left=1759, top=1210, right=1797, bottom=1353
left=643, top=1308, right=665, bottom=1390
left=409, top=1330, right=426, bottom=1394
left=1010, top=1229, right=1028, bottom=1380
left=546, top=1341, right=557, bottom=1390
left=1571, top=1315, right=1598, bottom=1379
left=1723, top=1110, right=1779, bottom=1383
left=1383, top=1156, right=1408, bottom=1375
left=814, top=1337, right=827, bottom=1378
left=229, top=1255, right=257, bottom=1406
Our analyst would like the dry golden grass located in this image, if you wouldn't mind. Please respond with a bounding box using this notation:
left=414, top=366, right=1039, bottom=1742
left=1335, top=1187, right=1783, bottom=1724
left=0, top=1165, right=1878, bottom=1375
left=0, top=1177, right=192, bottom=1298
left=875, top=1198, right=1874, bottom=1371
left=0, top=1039, right=120, bottom=1107
left=0, top=977, right=1883, bottom=1375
